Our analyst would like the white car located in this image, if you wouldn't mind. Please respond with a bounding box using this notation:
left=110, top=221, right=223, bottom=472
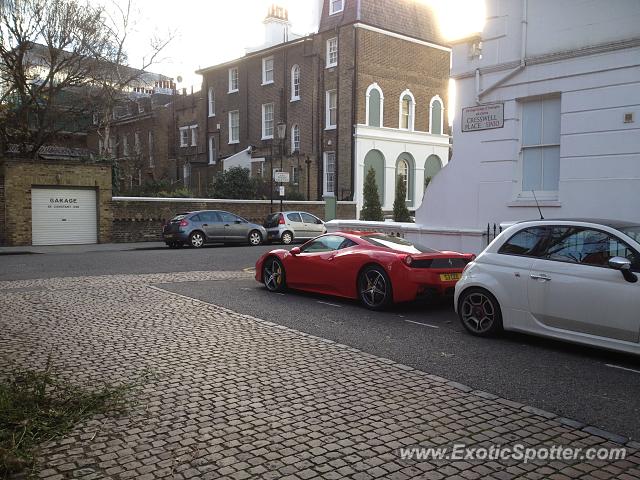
left=454, top=219, right=640, bottom=355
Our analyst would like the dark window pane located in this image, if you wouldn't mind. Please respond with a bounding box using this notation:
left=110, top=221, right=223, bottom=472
left=498, top=227, right=547, bottom=257
left=190, top=214, right=201, bottom=222
left=300, top=213, right=318, bottom=223
left=287, top=213, right=302, bottom=223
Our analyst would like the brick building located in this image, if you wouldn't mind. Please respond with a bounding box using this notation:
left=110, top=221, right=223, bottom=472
left=197, top=0, right=451, bottom=213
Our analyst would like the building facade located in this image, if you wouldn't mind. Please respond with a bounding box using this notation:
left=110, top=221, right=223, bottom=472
left=413, top=0, right=640, bottom=252
left=197, top=0, right=451, bottom=212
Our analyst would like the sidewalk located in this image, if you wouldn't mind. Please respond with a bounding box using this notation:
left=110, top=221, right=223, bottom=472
left=1, top=270, right=638, bottom=479
left=0, top=241, right=165, bottom=255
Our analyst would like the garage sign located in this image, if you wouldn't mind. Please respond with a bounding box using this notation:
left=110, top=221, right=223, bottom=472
left=462, top=103, right=504, bottom=132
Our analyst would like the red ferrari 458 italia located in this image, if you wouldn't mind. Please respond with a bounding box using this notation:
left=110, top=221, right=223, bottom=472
left=255, top=231, right=474, bottom=309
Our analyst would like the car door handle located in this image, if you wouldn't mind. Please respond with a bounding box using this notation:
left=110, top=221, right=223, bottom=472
left=530, top=273, right=551, bottom=281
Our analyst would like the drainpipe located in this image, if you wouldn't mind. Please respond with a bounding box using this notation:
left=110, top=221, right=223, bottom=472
left=477, top=0, right=527, bottom=103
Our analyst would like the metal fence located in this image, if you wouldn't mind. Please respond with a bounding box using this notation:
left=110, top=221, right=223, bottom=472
left=486, top=223, right=503, bottom=245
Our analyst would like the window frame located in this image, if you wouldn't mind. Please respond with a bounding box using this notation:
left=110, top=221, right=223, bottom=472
left=290, top=64, right=300, bottom=101
left=262, top=56, right=274, bottom=85
left=398, top=90, right=415, bottom=131
left=519, top=95, right=561, bottom=195
left=208, top=87, right=215, bottom=117
left=325, top=89, right=337, bottom=130
left=208, top=135, right=216, bottom=165
left=329, top=0, right=344, bottom=15
left=190, top=125, right=198, bottom=147
left=228, top=110, right=240, bottom=144
left=148, top=131, right=154, bottom=167
left=228, top=67, right=239, bottom=93
left=179, top=127, right=189, bottom=147
left=323, top=151, right=336, bottom=196
left=291, top=123, right=300, bottom=152
left=261, top=103, right=274, bottom=140
left=326, top=37, right=338, bottom=68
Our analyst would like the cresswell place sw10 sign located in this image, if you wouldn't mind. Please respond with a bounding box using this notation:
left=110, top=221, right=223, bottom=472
left=461, top=103, right=504, bottom=132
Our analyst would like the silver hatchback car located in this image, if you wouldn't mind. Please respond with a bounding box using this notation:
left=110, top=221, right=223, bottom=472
left=263, top=211, right=326, bottom=244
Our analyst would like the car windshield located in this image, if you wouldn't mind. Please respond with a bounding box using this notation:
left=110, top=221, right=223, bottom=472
left=360, top=234, right=437, bottom=254
left=617, top=225, right=640, bottom=243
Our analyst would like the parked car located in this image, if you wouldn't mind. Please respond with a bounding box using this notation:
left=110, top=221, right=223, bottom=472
left=263, top=211, right=326, bottom=244
left=455, top=219, right=640, bottom=355
left=256, top=231, right=474, bottom=309
left=163, top=210, right=267, bottom=248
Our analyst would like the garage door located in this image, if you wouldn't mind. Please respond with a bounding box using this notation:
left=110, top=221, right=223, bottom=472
left=31, top=188, right=98, bottom=245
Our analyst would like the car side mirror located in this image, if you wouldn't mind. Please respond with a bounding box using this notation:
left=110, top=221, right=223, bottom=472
left=290, top=247, right=301, bottom=256
left=235, top=220, right=242, bottom=224
left=609, top=256, right=637, bottom=283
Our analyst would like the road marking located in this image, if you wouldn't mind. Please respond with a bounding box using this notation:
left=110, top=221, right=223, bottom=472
left=605, top=363, right=640, bottom=374
left=243, top=266, right=256, bottom=273
left=240, top=287, right=252, bottom=291
left=404, top=320, right=439, bottom=329
left=316, top=301, right=342, bottom=308
left=275, top=292, right=285, bottom=296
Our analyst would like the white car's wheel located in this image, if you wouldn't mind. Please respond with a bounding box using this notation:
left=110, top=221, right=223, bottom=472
left=458, top=288, right=503, bottom=336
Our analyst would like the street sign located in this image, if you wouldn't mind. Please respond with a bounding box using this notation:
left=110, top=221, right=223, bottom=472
left=461, top=103, right=504, bottom=132
left=278, top=186, right=285, bottom=197
left=274, top=171, right=290, bottom=183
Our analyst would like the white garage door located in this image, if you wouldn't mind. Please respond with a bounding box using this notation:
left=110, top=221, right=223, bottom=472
left=31, top=188, right=98, bottom=245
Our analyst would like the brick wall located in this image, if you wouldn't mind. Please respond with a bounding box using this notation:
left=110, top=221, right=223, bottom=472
left=111, top=197, right=357, bottom=243
left=1, top=158, right=112, bottom=246
left=356, top=29, right=450, bottom=133
left=0, top=175, right=5, bottom=245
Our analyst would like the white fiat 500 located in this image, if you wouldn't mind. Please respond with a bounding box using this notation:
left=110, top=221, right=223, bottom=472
left=454, top=219, right=640, bottom=355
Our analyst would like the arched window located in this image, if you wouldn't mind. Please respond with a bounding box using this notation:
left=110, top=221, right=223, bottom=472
left=399, top=90, right=415, bottom=130
left=208, top=87, right=215, bottom=117
left=208, top=135, right=216, bottom=165
left=291, top=65, right=300, bottom=101
left=430, top=96, right=443, bottom=134
left=291, top=124, right=300, bottom=152
left=365, top=83, right=384, bottom=127
left=424, top=154, right=442, bottom=187
left=397, top=159, right=409, bottom=200
left=396, top=153, right=415, bottom=205
left=363, top=149, right=385, bottom=203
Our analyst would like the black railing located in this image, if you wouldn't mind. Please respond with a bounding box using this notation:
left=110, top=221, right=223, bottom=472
left=486, top=223, right=503, bottom=245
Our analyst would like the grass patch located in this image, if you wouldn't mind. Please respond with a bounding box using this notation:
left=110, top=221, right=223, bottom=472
left=0, top=359, right=140, bottom=477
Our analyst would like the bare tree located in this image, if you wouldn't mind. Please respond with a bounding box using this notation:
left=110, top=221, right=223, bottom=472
left=90, top=0, right=174, bottom=159
left=0, top=0, right=173, bottom=157
left=0, top=0, right=110, bottom=154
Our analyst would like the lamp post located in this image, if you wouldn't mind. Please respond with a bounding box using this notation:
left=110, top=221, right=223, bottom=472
left=276, top=121, right=287, bottom=211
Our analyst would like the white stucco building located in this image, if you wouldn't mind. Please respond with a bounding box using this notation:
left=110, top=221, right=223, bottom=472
left=411, top=0, right=640, bottom=252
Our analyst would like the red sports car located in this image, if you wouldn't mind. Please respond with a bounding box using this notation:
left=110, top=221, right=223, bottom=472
left=255, top=231, right=474, bottom=310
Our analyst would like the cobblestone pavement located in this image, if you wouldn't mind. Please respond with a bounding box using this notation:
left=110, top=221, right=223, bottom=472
left=1, top=271, right=639, bottom=480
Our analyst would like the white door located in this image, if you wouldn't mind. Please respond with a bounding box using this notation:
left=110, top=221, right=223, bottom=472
left=527, top=226, right=640, bottom=342
left=31, top=188, right=98, bottom=245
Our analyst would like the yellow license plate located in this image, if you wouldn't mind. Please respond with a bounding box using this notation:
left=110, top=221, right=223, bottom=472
left=440, top=273, right=461, bottom=282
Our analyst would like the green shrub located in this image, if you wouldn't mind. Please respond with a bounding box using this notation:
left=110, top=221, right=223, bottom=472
left=360, top=167, right=384, bottom=221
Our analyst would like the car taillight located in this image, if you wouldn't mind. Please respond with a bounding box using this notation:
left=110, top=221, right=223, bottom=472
left=179, top=219, right=189, bottom=227
left=404, top=255, right=414, bottom=266
left=278, top=214, right=285, bottom=225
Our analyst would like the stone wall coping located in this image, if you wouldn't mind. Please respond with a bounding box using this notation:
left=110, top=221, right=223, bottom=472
left=326, top=219, right=485, bottom=236
left=113, top=196, right=357, bottom=205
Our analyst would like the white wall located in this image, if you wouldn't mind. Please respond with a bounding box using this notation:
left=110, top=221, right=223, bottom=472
left=354, top=126, right=450, bottom=215
left=417, top=0, right=640, bottom=231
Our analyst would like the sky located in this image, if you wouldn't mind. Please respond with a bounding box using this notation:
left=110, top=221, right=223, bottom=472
left=90, top=0, right=485, bottom=92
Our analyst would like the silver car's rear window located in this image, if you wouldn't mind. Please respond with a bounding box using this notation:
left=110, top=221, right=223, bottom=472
left=618, top=226, right=640, bottom=243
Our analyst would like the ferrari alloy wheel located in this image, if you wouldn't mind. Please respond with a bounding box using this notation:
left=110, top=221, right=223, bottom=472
left=189, top=231, right=204, bottom=248
left=263, top=257, right=286, bottom=292
left=281, top=231, right=293, bottom=245
left=248, top=230, right=263, bottom=246
left=458, top=288, right=503, bottom=336
left=358, top=265, right=391, bottom=310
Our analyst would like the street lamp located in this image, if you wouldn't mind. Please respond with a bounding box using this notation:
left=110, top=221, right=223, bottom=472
left=276, top=121, right=287, bottom=211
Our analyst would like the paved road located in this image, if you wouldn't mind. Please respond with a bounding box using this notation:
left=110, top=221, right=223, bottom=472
left=2, top=242, right=639, bottom=441
left=2, top=271, right=639, bottom=479
left=0, top=242, right=274, bottom=281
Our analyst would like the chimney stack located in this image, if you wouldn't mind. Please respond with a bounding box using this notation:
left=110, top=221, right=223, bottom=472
left=263, top=3, right=291, bottom=47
